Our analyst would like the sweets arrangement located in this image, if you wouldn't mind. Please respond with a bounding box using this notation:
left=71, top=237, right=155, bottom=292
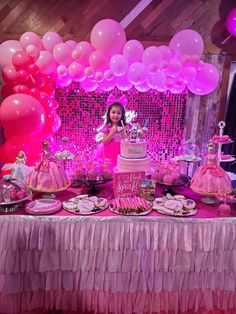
left=110, top=196, right=151, bottom=215
left=210, top=135, right=232, bottom=144
left=153, top=193, right=197, bottom=216
left=0, top=178, right=30, bottom=204
left=63, top=195, right=108, bottom=214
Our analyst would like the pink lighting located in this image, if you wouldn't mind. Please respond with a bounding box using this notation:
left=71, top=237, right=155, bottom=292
left=54, top=84, right=187, bottom=173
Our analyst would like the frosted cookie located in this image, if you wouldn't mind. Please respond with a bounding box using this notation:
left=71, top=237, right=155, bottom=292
left=154, top=204, right=174, bottom=215
left=63, top=201, right=78, bottom=211
left=89, top=196, right=98, bottom=202
left=155, top=197, right=164, bottom=204
left=166, top=193, right=175, bottom=200
left=174, top=195, right=185, bottom=200
left=164, top=199, right=183, bottom=212
left=78, top=200, right=95, bottom=213
left=95, top=198, right=108, bottom=208
left=182, top=199, right=196, bottom=210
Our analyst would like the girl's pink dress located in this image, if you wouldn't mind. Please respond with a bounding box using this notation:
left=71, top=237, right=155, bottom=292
left=27, top=149, right=70, bottom=191
left=190, top=153, right=231, bottom=194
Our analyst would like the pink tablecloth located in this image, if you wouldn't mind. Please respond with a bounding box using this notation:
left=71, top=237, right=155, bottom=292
left=0, top=183, right=236, bottom=314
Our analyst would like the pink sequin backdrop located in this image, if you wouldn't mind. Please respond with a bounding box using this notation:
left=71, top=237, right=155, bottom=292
left=54, top=84, right=187, bottom=164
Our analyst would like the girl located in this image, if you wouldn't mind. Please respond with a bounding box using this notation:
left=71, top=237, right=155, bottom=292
left=102, top=102, right=129, bottom=144
left=101, top=102, right=130, bottom=168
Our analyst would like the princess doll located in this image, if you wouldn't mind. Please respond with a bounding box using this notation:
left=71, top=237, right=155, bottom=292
left=190, top=143, right=231, bottom=194
left=27, top=141, right=70, bottom=192
left=2, top=151, right=33, bottom=183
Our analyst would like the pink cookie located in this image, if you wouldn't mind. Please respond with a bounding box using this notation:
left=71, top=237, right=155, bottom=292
left=182, top=199, right=196, bottom=210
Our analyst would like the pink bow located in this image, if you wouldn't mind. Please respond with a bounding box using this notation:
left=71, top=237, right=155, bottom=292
left=106, top=94, right=128, bottom=107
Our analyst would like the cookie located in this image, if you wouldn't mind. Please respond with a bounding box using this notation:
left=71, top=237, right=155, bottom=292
left=174, top=195, right=185, bottom=200
left=63, top=201, right=78, bottom=211
left=164, top=199, right=183, bottom=212
left=182, top=199, right=196, bottom=210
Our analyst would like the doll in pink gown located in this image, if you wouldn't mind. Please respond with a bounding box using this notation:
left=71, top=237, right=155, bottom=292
left=27, top=141, right=70, bottom=191
left=190, top=143, right=231, bottom=194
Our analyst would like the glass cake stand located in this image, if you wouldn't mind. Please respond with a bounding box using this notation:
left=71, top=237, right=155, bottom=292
left=72, top=178, right=113, bottom=195
left=156, top=174, right=189, bottom=195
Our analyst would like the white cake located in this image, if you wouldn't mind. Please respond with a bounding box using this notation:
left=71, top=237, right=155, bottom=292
left=117, top=140, right=151, bottom=173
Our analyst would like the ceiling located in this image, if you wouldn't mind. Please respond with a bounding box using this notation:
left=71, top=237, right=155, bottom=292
left=0, top=0, right=235, bottom=55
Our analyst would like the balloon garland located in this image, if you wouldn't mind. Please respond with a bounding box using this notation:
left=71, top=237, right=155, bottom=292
left=0, top=19, right=221, bottom=163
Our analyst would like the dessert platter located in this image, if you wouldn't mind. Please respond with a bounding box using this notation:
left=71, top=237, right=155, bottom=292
left=109, top=196, right=152, bottom=216
left=0, top=178, right=31, bottom=212
left=62, top=194, right=109, bottom=215
left=153, top=193, right=197, bottom=216
left=25, top=199, right=62, bottom=215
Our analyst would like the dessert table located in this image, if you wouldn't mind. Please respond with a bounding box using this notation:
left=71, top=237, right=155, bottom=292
left=0, top=183, right=236, bottom=314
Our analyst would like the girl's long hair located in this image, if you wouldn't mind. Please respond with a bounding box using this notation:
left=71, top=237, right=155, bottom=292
left=106, top=103, right=126, bottom=127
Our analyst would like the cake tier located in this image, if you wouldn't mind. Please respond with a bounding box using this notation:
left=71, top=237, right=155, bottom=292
left=117, top=155, right=151, bottom=172
left=120, top=141, right=147, bottom=159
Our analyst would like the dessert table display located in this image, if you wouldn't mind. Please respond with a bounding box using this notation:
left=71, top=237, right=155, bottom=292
left=0, top=183, right=236, bottom=314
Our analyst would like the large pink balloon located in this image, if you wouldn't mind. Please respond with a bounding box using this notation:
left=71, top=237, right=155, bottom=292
left=42, top=32, right=62, bottom=52
left=68, top=62, right=85, bottom=81
left=0, top=94, right=45, bottom=138
left=169, top=29, right=204, bottom=58
left=116, top=74, right=132, bottom=91
left=90, top=19, right=126, bottom=56
left=12, top=50, right=33, bottom=70
left=20, top=32, right=43, bottom=51
left=53, top=43, right=73, bottom=66
left=188, top=63, right=219, bottom=95
left=226, top=8, right=236, bottom=37
left=0, top=40, right=22, bottom=69
left=123, top=40, right=144, bottom=63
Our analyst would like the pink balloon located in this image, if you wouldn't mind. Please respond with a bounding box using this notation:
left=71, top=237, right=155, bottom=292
left=104, top=69, right=114, bottom=81
left=89, top=50, right=108, bottom=72
left=116, top=74, right=133, bottom=91
left=110, top=54, right=128, bottom=76
left=80, top=78, right=98, bottom=92
left=68, top=62, right=85, bottom=81
left=95, top=71, right=104, bottom=82
left=147, top=71, right=166, bottom=90
left=99, top=77, right=116, bottom=91
left=43, top=111, right=61, bottom=134
left=57, top=65, right=68, bottom=77
left=181, top=65, right=197, bottom=83
left=65, top=40, right=77, bottom=49
left=169, top=29, right=204, bottom=58
left=2, top=66, right=20, bottom=85
left=0, top=40, right=22, bottom=69
left=166, top=59, right=183, bottom=78
left=135, top=82, right=150, bottom=92
left=159, top=45, right=174, bottom=61
left=20, top=32, right=43, bottom=51
left=36, top=51, right=57, bottom=74
left=188, top=63, right=220, bottom=95
left=72, top=41, right=94, bottom=65
left=53, top=43, right=73, bottom=66
left=142, top=46, right=162, bottom=69
left=57, top=74, right=72, bottom=87
left=90, top=19, right=126, bottom=56
left=226, top=8, right=236, bottom=36
left=128, top=62, right=148, bottom=85
left=42, top=32, right=62, bottom=52
left=84, top=66, right=94, bottom=78
left=12, top=50, right=33, bottom=70
left=1, top=84, right=14, bottom=99
left=123, top=40, right=144, bottom=63
left=26, top=44, right=39, bottom=60
left=0, top=94, right=45, bottom=138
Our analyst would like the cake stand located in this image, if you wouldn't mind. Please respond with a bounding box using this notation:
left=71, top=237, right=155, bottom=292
left=156, top=174, right=189, bottom=195
left=72, top=178, right=113, bottom=195
left=173, top=156, right=201, bottom=181
left=28, top=183, right=71, bottom=198
left=0, top=193, right=31, bottom=212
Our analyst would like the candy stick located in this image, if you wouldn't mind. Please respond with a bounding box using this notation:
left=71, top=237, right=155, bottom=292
left=121, top=120, right=128, bottom=139
left=144, top=119, right=148, bottom=128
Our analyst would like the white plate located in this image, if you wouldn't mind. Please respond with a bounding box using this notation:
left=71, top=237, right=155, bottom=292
left=153, top=201, right=197, bottom=217
left=109, top=205, right=152, bottom=216
left=25, top=199, right=61, bottom=215
left=62, top=197, right=108, bottom=215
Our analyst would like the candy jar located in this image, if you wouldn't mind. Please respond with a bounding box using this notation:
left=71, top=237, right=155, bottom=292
left=101, top=159, right=113, bottom=180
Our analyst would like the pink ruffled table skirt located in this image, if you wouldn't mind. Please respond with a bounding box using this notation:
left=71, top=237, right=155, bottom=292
left=0, top=184, right=236, bottom=314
